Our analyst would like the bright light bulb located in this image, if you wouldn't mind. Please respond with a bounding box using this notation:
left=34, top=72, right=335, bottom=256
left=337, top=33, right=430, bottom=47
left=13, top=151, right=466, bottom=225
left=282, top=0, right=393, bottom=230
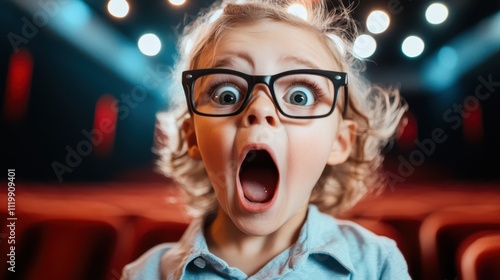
left=353, top=34, right=377, bottom=59
left=367, top=10, right=390, bottom=34
left=107, top=0, right=129, bottom=18
left=169, top=0, right=186, bottom=6
left=426, top=3, right=448, bottom=24
left=402, top=36, right=425, bottom=58
left=138, top=34, right=162, bottom=56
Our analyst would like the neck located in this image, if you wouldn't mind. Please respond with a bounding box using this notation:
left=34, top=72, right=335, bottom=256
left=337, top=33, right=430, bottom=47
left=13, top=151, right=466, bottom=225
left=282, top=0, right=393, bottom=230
left=205, top=205, right=308, bottom=275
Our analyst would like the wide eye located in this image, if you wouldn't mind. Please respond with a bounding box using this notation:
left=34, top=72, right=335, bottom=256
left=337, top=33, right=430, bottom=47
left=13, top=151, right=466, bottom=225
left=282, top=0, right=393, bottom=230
left=211, top=84, right=242, bottom=106
left=283, top=86, right=316, bottom=106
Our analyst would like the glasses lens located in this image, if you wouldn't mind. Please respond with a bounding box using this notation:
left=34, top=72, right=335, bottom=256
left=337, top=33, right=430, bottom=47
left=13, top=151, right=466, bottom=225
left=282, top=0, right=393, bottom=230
left=274, top=73, right=336, bottom=117
left=192, top=73, right=249, bottom=115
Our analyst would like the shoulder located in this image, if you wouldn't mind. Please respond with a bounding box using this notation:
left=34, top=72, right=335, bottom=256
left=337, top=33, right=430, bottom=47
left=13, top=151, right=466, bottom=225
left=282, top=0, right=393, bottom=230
left=120, top=243, right=175, bottom=280
left=309, top=206, right=398, bottom=253
left=306, top=206, right=409, bottom=279
left=336, top=219, right=398, bottom=253
left=335, top=219, right=410, bottom=279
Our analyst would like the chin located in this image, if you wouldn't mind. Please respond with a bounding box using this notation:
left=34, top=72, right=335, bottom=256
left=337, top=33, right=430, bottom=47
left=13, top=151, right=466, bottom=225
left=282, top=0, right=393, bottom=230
left=233, top=215, right=284, bottom=236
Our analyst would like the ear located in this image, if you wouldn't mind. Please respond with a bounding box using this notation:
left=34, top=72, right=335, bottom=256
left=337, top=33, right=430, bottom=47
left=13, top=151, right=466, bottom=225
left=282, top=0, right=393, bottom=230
left=182, top=118, right=202, bottom=160
left=327, top=119, right=356, bottom=165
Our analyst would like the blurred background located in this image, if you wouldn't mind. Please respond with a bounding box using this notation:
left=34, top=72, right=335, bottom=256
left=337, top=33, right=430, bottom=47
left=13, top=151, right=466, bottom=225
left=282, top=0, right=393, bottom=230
left=2, top=0, right=500, bottom=182
left=0, top=0, right=500, bottom=182
left=1, top=0, right=500, bottom=280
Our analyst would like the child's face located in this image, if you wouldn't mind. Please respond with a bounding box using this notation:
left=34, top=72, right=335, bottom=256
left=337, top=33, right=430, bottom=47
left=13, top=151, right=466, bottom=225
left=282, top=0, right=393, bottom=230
left=186, top=21, right=352, bottom=235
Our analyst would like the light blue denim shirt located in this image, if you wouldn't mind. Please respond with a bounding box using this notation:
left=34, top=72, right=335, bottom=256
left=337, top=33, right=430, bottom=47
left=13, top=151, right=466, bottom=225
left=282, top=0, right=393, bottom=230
left=122, top=205, right=410, bottom=279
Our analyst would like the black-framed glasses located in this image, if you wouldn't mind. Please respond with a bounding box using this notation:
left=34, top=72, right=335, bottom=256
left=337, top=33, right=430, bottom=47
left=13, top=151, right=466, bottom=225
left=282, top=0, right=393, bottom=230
left=182, top=68, right=348, bottom=119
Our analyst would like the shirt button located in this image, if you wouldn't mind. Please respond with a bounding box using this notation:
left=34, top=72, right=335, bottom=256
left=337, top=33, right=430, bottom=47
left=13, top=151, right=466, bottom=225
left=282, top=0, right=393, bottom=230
left=213, top=263, right=224, bottom=271
left=193, top=257, right=207, bottom=268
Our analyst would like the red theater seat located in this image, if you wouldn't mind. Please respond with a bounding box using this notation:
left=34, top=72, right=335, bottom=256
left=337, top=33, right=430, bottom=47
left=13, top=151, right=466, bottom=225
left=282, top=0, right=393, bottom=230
left=5, top=196, right=126, bottom=280
left=457, top=231, right=500, bottom=280
left=128, top=214, right=190, bottom=261
left=419, top=205, right=500, bottom=280
left=13, top=218, right=119, bottom=280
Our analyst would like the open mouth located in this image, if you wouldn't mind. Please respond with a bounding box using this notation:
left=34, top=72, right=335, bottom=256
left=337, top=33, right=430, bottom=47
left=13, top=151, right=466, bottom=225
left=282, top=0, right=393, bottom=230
left=238, top=150, right=279, bottom=203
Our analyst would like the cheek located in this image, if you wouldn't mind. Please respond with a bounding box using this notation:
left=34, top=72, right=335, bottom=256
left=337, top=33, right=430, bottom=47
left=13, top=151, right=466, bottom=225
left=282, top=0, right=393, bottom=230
left=195, top=121, right=236, bottom=186
left=285, top=121, right=337, bottom=187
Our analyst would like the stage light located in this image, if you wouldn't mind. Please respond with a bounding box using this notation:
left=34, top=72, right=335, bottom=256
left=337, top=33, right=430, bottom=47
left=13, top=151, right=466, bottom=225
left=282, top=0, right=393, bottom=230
left=138, top=34, right=162, bottom=56
left=426, top=3, right=448, bottom=25
left=402, top=36, right=425, bottom=58
left=93, top=94, right=117, bottom=157
left=423, top=11, right=500, bottom=92
left=367, top=10, right=390, bottom=34
left=438, top=46, right=458, bottom=69
left=169, top=0, right=186, bottom=6
left=3, top=49, right=33, bottom=123
left=353, top=34, right=377, bottom=59
left=60, top=1, right=91, bottom=29
left=397, top=112, right=418, bottom=150
left=287, top=4, right=308, bottom=20
left=107, top=0, right=129, bottom=18
left=463, top=103, right=483, bottom=144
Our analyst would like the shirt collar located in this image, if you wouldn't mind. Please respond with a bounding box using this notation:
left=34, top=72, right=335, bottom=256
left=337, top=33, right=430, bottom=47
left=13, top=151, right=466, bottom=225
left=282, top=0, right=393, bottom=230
left=294, top=204, right=356, bottom=274
left=170, top=212, right=245, bottom=278
left=164, top=204, right=356, bottom=277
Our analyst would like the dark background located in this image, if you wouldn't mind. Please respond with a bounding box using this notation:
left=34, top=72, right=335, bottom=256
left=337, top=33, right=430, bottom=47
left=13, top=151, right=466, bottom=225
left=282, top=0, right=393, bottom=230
left=1, top=0, right=500, bottom=184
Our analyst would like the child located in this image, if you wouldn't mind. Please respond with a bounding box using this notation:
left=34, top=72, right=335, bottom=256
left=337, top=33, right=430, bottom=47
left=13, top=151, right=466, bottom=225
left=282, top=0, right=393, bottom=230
left=123, top=0, right=410, bottom=278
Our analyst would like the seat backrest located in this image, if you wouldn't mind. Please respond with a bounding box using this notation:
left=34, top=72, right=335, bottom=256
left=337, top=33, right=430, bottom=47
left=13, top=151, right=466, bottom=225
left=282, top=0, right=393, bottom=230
left=2, top=197, right=125, bottom=280
left=12, top=218, right=118, bottom=280
left=130, top=216, right=189, bottom=261
left=419, top=205, right=500, bottom=280
left=457, top=231, right=500, bottom=280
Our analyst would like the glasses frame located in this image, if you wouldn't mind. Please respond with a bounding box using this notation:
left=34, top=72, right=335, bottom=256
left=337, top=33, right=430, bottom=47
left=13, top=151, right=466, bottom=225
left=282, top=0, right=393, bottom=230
left=182, top=68, right=348, bottom=119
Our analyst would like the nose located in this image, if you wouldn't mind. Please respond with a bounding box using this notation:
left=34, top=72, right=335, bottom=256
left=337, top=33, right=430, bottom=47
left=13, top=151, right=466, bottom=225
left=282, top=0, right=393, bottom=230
left=242, top=87, right=279, bottom=127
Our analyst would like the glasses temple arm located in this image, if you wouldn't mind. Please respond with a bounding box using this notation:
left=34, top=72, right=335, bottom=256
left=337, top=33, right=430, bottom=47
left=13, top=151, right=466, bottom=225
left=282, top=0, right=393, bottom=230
left=342, top=84, right=348, bottom=118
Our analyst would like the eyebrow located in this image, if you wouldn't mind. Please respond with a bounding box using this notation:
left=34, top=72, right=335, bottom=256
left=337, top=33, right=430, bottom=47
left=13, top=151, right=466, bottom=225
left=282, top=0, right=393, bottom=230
left=209, top=52, right=321, bottom=71
left=211, top=52, right=255, bottom=69
left=278, top=55, right=321, bottom=70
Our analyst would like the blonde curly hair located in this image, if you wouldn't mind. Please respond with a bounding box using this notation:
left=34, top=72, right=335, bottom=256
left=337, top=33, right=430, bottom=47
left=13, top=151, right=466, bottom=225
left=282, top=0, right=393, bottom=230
left=155, top=0, right=407, bottom=217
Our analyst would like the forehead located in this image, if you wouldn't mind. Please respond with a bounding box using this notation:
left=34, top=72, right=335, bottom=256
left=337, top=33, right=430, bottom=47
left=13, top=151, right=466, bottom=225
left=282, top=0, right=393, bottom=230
left=196, top=20, right=341, bottom=72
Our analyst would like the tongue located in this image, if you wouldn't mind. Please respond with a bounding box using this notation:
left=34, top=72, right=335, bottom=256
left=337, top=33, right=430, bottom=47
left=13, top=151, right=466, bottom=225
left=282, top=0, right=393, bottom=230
left=240, top=167, right=277, bottom=203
